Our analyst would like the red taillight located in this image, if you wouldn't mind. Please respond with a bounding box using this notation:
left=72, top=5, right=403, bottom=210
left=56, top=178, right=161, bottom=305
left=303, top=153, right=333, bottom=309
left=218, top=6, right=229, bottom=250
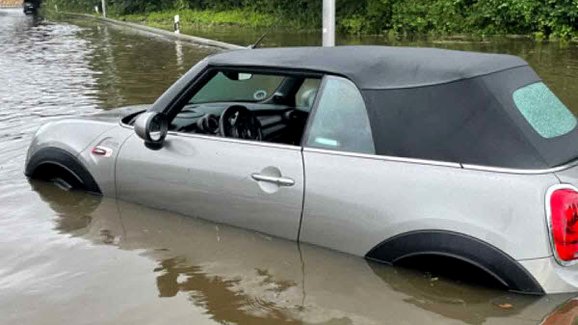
left=550, top=188, right=578, bottom=262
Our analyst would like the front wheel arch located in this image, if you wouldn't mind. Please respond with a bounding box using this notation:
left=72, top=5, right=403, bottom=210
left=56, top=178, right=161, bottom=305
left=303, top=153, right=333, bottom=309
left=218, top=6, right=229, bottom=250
left=365, top=230, right=544, bottom=295
left=26, top=147, right=101, bottom=194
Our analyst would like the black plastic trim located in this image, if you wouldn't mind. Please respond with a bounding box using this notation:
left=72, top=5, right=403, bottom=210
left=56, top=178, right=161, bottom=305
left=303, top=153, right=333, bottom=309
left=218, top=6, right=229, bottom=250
left=25, top=147, right=102, bottom=194
left=365, top=230, right=545, bottom=295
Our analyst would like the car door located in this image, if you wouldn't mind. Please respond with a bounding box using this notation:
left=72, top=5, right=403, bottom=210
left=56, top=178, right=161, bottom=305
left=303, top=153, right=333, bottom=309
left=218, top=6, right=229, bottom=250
left=115, top=132, right=304, bottom=240
left=299, top=76, right=382, bottom=254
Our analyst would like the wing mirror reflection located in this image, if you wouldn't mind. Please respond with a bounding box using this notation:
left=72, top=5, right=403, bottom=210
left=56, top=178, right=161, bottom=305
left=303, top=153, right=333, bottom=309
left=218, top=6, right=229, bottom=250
left=134, top=112, right=168, bottom=150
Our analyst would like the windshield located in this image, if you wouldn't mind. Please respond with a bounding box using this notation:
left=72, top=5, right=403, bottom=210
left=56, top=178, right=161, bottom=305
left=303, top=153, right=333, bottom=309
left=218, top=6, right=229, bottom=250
left=190, top=72, right=285, bottom=104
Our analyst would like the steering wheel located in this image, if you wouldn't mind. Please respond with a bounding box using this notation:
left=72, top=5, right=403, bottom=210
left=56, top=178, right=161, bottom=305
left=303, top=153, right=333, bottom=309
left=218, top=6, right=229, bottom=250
left=218, top=105, right=262, bottom=140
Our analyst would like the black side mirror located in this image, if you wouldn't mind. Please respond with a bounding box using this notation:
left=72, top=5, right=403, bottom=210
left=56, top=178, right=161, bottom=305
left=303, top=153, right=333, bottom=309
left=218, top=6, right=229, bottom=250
left=134, top=112, right=168, bottom=150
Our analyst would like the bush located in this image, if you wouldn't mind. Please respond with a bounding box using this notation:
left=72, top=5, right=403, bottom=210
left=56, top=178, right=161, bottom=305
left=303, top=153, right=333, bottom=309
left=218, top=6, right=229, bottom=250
left=45, top=0, right=578, bottom=39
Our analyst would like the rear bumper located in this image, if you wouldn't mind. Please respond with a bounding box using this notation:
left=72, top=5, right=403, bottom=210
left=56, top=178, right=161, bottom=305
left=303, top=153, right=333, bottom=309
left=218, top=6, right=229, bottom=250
left=520, top=257, right=578, bottom=294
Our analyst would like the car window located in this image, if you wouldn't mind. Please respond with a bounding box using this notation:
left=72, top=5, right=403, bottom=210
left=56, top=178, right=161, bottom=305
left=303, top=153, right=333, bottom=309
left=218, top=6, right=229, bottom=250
left=305, top=76, right=375, bottom=154
left=170, top=69, right=322, bottom=147
left=190, top=72, right=284, bottom=104
left=295, top=79, right=321, bottom=111
left=513, top=82, right=577, bottom=138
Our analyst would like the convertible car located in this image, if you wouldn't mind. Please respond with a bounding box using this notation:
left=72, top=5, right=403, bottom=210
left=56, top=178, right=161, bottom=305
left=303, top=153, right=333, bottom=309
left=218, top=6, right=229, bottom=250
left=25, top=46, right=578, bottom=295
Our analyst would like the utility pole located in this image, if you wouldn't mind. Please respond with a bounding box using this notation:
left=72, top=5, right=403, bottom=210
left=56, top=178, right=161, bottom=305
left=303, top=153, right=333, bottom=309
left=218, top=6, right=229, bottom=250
left=101, top=0, right=107, bottom=18
left=322, top=0, right=335, bottom=47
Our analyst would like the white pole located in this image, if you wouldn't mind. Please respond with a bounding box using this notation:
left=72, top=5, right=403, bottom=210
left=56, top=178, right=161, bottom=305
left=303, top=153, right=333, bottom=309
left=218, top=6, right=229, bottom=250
left=101, top=0, right=106, bottom=18
left=174, top=15, right=181, bottom=34
left=322, top=0, right=335, bottom=47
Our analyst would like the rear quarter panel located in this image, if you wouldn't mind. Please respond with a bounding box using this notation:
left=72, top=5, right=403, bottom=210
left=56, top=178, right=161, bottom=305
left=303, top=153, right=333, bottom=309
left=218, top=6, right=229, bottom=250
left=553, top=164, right=578, bottom=189
left=300, top=149, right=558, bottom=261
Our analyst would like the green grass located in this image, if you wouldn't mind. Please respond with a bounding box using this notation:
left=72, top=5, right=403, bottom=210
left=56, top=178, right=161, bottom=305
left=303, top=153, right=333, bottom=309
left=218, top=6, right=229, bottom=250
left=118, top=9, right=281, bottom=29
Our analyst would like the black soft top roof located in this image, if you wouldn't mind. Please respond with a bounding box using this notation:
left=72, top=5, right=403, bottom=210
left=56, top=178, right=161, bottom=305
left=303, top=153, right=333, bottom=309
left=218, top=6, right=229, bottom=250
left=207, top=46, right=528, bottom=89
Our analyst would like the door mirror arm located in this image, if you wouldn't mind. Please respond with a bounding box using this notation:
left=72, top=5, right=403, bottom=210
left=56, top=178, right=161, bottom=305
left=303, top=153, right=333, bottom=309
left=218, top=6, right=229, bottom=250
left=134, top=112, right=168, bottom=150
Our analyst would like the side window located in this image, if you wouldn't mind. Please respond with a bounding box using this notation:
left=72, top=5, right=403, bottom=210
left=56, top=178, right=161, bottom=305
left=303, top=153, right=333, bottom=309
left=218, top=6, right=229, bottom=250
left=295, top=79, right=321, bottom=111
left=169, top=69, right=323, bottom=147
left=513, top=82, right=577, bottom=138
left=305, top=77, right=375, bottom=154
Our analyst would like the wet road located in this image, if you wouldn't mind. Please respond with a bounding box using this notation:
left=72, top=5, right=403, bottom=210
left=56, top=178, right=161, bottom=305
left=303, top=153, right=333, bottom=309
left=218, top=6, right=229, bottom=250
left=2, top=8, right=578, bottom=324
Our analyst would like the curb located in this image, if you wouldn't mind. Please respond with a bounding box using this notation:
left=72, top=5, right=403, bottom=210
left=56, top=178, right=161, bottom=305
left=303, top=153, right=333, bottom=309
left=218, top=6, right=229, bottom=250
left=61, top=12, right=246, bottom=50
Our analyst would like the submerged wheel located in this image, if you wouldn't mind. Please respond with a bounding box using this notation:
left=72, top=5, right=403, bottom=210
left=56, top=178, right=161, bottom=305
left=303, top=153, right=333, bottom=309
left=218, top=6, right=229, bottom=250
left=25, top=148, right=101, bottom=194
left=49, top=176, right=75, bottom=191
left=366, top=230, right=545, bottom=294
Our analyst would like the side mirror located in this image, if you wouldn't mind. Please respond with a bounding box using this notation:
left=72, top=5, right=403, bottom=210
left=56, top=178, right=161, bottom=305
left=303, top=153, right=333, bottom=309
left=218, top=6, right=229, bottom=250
left=134, top=112, right=168, bottom=150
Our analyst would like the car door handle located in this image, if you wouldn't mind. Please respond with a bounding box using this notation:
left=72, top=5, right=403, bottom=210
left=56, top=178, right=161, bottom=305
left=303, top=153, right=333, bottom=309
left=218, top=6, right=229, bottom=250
left=251, top=173, right=295, bottom=187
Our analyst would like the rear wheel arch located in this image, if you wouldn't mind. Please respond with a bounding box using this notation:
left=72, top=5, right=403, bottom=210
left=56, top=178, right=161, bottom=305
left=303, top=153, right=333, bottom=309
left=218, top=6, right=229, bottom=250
left=365, top=230, right=544, bottom=294
left=26, top=147, right=101, bottom=194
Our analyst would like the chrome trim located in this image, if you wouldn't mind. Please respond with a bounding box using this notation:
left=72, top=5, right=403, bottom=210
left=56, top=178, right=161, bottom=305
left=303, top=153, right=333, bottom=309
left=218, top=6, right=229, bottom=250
left=545, top=184, right=578, bottom=267
left=121, top=120, right=578, bottom=173
left=120, top=121, right=133, bottom=129
left=251, top=173, right=295, bottom=186
left=168, top=131, right=302, bottom=151
left=463, top=161, right=578, bottom=175
left=302, top=147, right=462, bottom=168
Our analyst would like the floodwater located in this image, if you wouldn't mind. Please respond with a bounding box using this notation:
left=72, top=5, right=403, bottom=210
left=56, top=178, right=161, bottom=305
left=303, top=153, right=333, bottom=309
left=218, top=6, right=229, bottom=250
left=2, top=8, right=578, bottom=324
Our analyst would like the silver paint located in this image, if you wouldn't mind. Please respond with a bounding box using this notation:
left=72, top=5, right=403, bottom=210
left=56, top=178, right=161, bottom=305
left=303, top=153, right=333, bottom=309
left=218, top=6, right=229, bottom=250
left=114, top=131, right=305, bottom=240
left=300, top=148, right=556, bottom=261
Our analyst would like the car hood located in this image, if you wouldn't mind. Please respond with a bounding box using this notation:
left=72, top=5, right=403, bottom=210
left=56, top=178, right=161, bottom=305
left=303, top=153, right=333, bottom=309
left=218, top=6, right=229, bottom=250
left=79, top=104, right=150, bottom=123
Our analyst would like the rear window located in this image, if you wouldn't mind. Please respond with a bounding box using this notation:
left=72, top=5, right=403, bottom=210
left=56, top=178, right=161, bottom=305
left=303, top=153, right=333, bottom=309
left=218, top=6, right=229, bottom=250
left=513, top=82, right=577, bottom=138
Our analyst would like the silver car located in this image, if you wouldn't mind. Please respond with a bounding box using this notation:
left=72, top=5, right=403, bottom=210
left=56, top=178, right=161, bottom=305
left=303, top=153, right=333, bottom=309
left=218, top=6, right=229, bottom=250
left=25, top=46, right=578, bottom=295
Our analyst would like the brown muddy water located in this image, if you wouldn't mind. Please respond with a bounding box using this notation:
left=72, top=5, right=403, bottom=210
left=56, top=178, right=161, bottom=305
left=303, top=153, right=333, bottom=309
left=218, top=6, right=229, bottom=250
left=2, top=8, right=578, bottom=325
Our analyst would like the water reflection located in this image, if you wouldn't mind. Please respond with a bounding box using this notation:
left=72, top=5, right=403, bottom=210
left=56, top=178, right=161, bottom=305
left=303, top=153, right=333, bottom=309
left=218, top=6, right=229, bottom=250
left=155, top=258, right=302, bottom=324
left=0, top=9, right=215, bottom=181
left=68, top=18, right=217, bottom=109
left=175, top=40, right=185, bottom=71
left=541, top=299, right=578, bottom=324
left=29, top=181, right=575, bottom=324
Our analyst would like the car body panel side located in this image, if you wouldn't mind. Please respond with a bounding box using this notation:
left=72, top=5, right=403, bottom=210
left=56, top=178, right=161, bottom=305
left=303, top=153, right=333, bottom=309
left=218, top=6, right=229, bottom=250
left=553, top=165, right=578, bottom=191
left=26, top=119, right=117, bottom=165
left=77, top=126, right=135, bottom=196
left=520, top=257, right=578, bottom=294
left=300, top=149, right=557, bottom=261
left=115, top=132, right=305, bottom=240
left=25, top=106, right=150, bottom=196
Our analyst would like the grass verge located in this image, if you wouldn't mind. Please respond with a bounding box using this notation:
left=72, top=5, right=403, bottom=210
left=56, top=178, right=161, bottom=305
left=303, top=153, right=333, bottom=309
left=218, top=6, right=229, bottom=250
left=117, top=9, right=282, bottom=30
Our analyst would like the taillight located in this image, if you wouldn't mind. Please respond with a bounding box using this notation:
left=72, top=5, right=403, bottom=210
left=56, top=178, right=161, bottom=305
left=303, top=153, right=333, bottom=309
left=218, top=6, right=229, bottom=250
left=549, top=187, right=578, bottom=262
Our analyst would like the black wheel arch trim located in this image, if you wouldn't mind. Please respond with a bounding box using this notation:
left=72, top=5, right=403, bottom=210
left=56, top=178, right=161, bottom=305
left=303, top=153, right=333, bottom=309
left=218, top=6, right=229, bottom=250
left=25, top=147, right=102, bottom=194
left=365, top=230, right=545, bottom=295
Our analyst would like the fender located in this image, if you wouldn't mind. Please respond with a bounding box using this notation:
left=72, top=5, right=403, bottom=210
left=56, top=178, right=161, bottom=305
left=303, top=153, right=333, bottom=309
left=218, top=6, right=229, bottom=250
left=25, top=147, right=101, bottom=194
left=365, top=230, right=544, bottom=295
